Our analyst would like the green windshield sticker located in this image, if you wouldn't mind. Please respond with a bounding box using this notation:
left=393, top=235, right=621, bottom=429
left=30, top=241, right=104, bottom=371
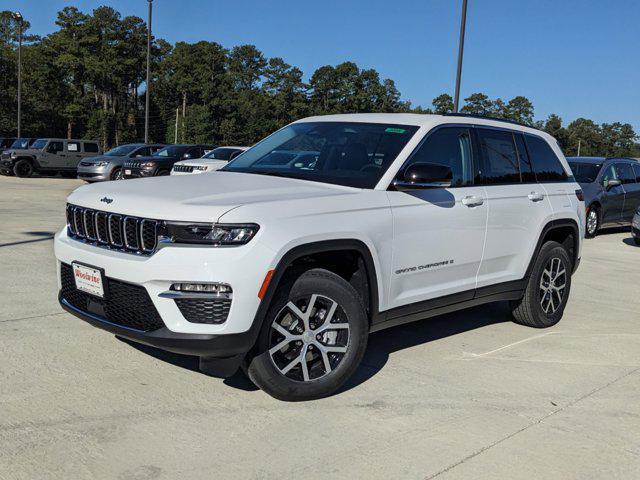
left=385, top=127, right=406, bottom=134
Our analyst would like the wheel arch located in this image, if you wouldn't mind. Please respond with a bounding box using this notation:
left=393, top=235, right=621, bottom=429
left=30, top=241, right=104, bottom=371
left=253, top=239, right=382, bottom=335
left=527, top=219, right=581, bottom=277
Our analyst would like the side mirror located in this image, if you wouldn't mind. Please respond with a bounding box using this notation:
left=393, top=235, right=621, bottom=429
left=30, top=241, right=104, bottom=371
left=394, top=162, right=452, bottom=190
left=606, top=179, right=621, bottom=190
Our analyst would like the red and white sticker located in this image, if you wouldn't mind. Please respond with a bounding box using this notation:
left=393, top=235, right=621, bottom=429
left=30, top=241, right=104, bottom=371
left=72, top=263, right=104, bottom=298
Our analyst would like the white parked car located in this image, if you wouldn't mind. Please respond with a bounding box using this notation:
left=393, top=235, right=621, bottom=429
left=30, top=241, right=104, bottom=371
left=55, top=113, right=584, bottom=401
left=171, top=146, right=248, bottom=175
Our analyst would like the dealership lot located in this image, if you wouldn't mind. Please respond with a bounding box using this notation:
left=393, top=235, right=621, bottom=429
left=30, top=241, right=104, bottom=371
left=1, top=176, right=639, bottom=479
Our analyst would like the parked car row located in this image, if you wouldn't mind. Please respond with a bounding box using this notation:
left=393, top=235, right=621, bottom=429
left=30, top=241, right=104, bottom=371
left=567, top=156, right=640, bottom=238
left=0, top=138, right=249, bottom=180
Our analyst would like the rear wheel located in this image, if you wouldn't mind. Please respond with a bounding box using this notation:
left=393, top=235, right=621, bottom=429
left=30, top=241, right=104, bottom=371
left=585, top=206, right=599, bottom=238
left=511, top=241, right=572, bottom=328
left=13, top=159, right=33, bottom=178
left=246, top=269, right=368, bottom=401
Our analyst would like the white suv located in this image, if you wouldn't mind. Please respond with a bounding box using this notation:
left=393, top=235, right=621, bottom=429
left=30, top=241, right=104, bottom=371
left=55, top=114, right=584, bottom=401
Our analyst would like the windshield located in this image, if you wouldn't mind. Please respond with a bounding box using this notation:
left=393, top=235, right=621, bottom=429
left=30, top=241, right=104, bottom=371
left=203, top=147, right=242, bottom=161
left=154, top=145, right=185, bottom=157
left=105, top=145, right=138, bottom=157
left=568, top=162, right=601, bottom=183
left=10, top=138, right=31, bottom=149
left=222, top=122, right=419, bottom=188
left=31, top=139, right=48, bottom=150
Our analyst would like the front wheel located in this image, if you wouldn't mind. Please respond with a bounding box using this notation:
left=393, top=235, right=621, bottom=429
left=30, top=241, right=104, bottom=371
left=111, top=168, right=123, bottom=181
left=246, top=269, right=368, bottom=401
left=13, top=159, right=33, bottom=178
left=585, top=206, right=599, bottom=238
left=511, top=241, right=572, bottom=328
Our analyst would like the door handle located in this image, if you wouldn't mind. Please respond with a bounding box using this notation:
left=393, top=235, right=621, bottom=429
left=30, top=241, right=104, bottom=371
left=462, top=195, right=484, bottom=207
left=528, top=192, right=544, bottom=202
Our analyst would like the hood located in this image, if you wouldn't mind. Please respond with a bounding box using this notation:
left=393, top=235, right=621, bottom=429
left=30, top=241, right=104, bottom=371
left=82, top=155, right=120, bottom=163
left=3, top=148, right=43, bottom=156
left=67, top=171, right=359, bottom=222
left=174, top=159, right=227, bottom=169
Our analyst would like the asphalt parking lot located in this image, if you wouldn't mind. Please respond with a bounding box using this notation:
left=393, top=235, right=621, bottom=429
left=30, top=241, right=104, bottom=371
left=1, top=175, right=639, bottom=480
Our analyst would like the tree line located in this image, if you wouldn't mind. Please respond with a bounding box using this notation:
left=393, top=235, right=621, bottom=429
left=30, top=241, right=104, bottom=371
left=1, top=7, right=638, bottom=157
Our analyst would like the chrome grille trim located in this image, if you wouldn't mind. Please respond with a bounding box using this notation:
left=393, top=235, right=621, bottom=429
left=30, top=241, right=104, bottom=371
left=66, top=203, right=159, bottom=256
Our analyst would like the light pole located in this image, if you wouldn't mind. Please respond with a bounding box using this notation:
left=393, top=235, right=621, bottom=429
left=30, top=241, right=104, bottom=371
left=144, top=0, right=153, bottom=143
left=14, top=11, right=23, bottom=137
left=453, top=0, right=468, bottom=113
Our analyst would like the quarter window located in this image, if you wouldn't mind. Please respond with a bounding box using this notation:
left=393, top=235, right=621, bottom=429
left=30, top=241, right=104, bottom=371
left=84, top=142, right=99, bottom=153
left=525, top=135, right=568, bottom=182
left=477, top=128, right=520, bottom=185
left=401, top=127, right=474, bottom=187
left=67, top=142, right=80, bottom=152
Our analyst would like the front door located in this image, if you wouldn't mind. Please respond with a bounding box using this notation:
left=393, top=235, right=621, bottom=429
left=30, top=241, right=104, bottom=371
left=599, top=164, right=625, bottom=225
left=387, top=126, right=488, bottom=309
left=43, top=141, right=64, bottom=169
left=615, top=162, right=640, bottom=221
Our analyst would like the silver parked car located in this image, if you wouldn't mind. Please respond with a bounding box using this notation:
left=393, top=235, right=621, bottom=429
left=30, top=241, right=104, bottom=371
left=77, top=143, right=166, bottom=182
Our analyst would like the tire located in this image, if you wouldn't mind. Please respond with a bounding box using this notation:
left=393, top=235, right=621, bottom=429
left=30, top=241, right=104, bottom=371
left=156, top=169, right=170, bottom=176
left=246, top=268, right=368, bottom=401
left=13, top=159, right=33, bottom=178
left=585, top=206, right=599, bottom=238
left=511, top=241, right=572, bottom=328
left=110, top=168, right=123, bottom=181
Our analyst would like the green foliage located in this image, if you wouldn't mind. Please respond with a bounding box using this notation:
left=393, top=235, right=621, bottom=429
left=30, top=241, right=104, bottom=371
left=0, top=6, right=637, bottom=157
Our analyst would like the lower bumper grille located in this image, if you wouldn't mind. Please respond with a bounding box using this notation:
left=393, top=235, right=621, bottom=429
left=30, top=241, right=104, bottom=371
left=60, top=263, right=165, bottom=332
left=174, top=298, right=231, bottom=324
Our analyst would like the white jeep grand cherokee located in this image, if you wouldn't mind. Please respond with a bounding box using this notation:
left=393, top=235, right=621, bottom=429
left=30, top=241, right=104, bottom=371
left=55, top=113, right=584, bottom=401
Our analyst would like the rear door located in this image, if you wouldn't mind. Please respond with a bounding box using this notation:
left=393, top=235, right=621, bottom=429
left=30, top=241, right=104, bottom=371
left=599, top=164, right=625, bottom=225
left=475, top=128, right=553, bottom=289
left=65, top=141, right=82, bottom=168
left=616, top=162, right=640, bottom=221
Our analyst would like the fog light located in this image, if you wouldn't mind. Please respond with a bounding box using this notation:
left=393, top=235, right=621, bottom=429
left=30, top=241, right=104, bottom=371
left=171, top=282, right=232, bottom=295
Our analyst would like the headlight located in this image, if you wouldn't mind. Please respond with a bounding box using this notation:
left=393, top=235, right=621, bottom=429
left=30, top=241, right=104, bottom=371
left=160, top=222, right=259, bottom=246
left=93, top=161, right=110, bottom=167
left=141, top=161, right=156, bottom=168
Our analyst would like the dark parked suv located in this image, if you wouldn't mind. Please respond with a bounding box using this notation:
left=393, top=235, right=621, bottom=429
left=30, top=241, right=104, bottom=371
left=0, top=138, right=102, bottom=178
left=567, top=157, right=640, bottom=237
left=123, top=144, right=215, bottom=178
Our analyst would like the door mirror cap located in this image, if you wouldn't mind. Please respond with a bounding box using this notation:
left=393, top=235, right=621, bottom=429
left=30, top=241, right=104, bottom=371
left=606, top=179, right=622, bottom=190
left=394, top=162, right=452, bottom=190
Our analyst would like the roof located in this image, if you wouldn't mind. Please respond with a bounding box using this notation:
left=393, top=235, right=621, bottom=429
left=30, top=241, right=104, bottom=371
left=294, top=113, right=545, bottom=135
left=566, top=156, right=637, bottom=164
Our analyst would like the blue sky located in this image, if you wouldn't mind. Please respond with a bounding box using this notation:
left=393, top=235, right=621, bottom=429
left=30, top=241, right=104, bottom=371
left=11, top=0, right=640, bottom=132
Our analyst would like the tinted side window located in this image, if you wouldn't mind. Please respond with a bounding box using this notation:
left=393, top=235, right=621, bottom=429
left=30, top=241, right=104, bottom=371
left=48, top=141, right=63, bottom=153
left=402, top=127, right=474, bottom=187
left=84, top=142, right=99, bottom=153
left=514, top=133, right=535, bottom=182
left=477, top=128, right=520, bottom=185
left=150, top=146, right=163, bottom=154
left=66, top=142, right=80, bottom=152
left=525, top=135, right=568, bottom=182
left=134, top=147, right=150, bottom=157
left=615, top=163, right=635, bottom=184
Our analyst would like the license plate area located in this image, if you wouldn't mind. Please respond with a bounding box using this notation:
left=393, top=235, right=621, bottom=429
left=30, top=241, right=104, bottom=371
left=72, top=262, right=105, bottom=298
left=125, top=169, right=131, bottom=175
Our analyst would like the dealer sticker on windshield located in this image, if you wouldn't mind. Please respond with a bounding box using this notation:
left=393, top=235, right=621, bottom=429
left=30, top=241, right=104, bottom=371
left=72, top=262, right=104, bottom=298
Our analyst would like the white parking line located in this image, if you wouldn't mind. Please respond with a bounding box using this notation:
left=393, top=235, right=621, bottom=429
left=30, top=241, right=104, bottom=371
left=465, top=331, right=559, bottom=357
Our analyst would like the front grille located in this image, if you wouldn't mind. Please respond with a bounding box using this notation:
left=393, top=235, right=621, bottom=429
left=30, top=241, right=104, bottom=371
left=67, top=203, right=159, bottom=255
left=60, top=263, right=165, bottom=332
left=174, top=297, right=231, bottom=324
left=173, top=165, right=194, bottom=173
left=124, top=162, right=142, bottom=168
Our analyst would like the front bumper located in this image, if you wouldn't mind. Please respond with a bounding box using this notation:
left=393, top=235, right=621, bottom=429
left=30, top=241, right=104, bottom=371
left=54, top=228, right=275, bottom=337
left=77, top=164, right=112, bottom=182
left=0, top=159, right=15, bottom=172
left=59, top=293, right=257, bottom=357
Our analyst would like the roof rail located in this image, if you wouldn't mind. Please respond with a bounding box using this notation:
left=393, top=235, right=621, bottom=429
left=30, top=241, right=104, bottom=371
left=442, top=112, right=540, bottom=130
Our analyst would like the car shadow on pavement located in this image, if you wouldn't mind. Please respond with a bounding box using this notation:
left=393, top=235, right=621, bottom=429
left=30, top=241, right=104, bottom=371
left=118, top=301, right=512, bottom=396
left=0, top=231, right=55, bottom=248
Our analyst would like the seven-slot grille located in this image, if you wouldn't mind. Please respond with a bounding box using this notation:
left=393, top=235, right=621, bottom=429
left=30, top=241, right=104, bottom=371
left=124, top=162, right=143, bottom=168
left=66, top=203, right=159, bottom=255
left=173, top=164, right=194, bottom=173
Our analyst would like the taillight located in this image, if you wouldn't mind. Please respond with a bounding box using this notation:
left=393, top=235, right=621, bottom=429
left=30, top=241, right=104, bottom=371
left=575, top=189, right=584, bottom=201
